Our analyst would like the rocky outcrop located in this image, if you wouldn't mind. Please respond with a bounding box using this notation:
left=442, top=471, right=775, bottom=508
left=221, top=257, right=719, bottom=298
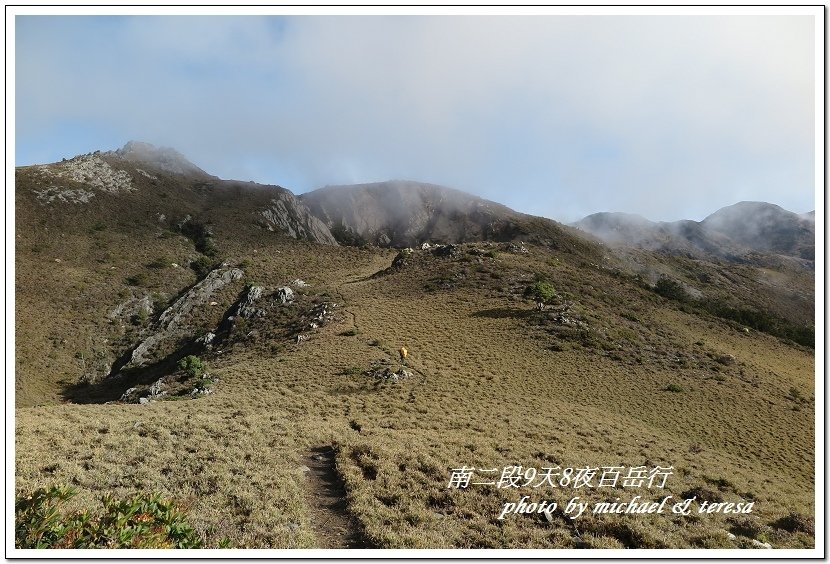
left=275, top=287, right=295, bottom=304
left=260, top=192, right=338, bottom=246
left=33, top=186, right=95, bottom=204
left=32, top=154, right=135, bottom=204
left=120, top=266, right=243, bottom=370
left=236, top=285, right=265, bottom=318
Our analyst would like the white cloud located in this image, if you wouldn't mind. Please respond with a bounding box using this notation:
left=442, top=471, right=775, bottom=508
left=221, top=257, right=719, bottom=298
left=15, top=14, right=817, bottom=221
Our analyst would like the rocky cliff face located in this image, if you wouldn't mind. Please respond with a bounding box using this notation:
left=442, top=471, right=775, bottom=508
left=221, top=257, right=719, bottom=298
left=259, top=192, right=338, bottom=245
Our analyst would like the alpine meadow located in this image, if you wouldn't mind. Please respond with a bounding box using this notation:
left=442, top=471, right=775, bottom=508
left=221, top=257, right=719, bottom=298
left=13, top=141, right=816, bottom=551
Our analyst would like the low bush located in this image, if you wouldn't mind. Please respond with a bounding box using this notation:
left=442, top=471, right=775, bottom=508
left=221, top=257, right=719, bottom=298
left=653, top=276, right=688, bottom=302
left=178, top=355, right=205, bottom=379
left=189, top=256, right=215, bottom=278
left=15, top=485, right=202, bottom=548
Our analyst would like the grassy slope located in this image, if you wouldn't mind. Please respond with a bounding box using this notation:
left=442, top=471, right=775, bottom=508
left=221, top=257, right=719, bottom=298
left=15, top=221, right=815, bottom=549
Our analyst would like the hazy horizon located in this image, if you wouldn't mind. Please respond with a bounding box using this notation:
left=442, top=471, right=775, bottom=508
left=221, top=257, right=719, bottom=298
left=14, top=10, right=819, bottom=223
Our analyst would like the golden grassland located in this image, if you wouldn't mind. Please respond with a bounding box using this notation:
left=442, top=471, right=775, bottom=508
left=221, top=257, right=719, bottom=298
left=15, top=228, right=816, bottom=549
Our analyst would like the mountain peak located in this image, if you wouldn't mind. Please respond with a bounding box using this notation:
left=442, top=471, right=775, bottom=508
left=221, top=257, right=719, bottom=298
left=114, top=141, right=211, bottom=177
left=300, top=180, right=521, bottom=247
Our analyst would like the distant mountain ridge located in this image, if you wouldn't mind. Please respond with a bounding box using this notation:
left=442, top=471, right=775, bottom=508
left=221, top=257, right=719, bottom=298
left=299, top=180, right=530, bottom=247
left=18, top=141, right=338, bottom=246
left=18, top=141, right=814, bottom=264
left=574, top=202, right=815, bottom=262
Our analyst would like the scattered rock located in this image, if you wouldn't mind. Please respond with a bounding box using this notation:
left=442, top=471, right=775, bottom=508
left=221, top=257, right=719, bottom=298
left=431, top=244, right=460, bottom=258
left=366, top=366, right=412, bottom=382
left=148, top=378, right=165, bottom=397
left=191, top=386, right=213, bottom=397
left=237, top=285, right=265, bottom=318
left=37, top=154, right=134, bottom=194
left=751, top=539, right=772, bottom=549
left=297, top=465, right=311, bottom=473
left=120, top=387, right=138, bottom=402
left=292, top=279, right=310, bottom=288
left=506, top=241, right=529, bottom=254
left=138, top=397, right=150, bottom=405
left=716, top=354, right=736, bottom=366
left=275, top=287, right=295, bottom=304
left=197, top=332, right=216, bottom=346
left=34, top=186, right=96, bottom=205
left=138, top=168, right=159, bottom=181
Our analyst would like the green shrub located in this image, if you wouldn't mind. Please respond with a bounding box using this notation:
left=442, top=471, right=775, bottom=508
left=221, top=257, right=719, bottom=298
left=524, top=281, right=556, bottom=303
left=654, top=276, right=688, bottom=302
left=196, top=237, right=219, bottom=258
left=15, top=485, right=202, bottom=549
left=131, top=308, right=149, bottom=326
left=700, top=299, right=814, bottom=349
left=189, top=256, right=215, bottom=278
left=177, top=355, right=205, bottom=379
left=665, top=383, right=684, bottom=393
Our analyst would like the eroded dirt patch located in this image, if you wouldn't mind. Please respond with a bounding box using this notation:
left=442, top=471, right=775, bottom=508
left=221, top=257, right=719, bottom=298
left=303, top=445, right=370, bottom=548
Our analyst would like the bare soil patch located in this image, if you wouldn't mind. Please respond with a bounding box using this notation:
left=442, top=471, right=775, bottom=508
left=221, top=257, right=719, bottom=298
left=303, top=446, right=370, bottom=549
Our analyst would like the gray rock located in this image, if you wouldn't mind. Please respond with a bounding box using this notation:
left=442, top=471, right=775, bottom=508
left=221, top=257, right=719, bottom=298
left=197, top=331, right=216, bottom=345
left=148, top=378, right=165, bottom=397
left=275, top=287, right=295, bottom=304
left=259, top=192, right=338, bottom=245
left=237, top=285, right=265, bottom=318
left=716, top=354, right=736, bottom=365
left=123, top=266, right=244, bottom=369
left=138, top=397, right=150, bottom=405
left=751, top=539, right=772, bottom=549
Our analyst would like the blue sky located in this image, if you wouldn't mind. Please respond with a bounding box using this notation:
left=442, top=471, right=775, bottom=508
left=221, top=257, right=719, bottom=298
left=14, top=13, right=818, bottom=222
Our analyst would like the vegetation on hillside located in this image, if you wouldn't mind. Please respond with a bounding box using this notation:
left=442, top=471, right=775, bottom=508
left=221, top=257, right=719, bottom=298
left=14, top=157, right=815, bottom=550
left=15, top=485, right=202, bottom=549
